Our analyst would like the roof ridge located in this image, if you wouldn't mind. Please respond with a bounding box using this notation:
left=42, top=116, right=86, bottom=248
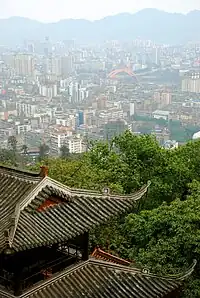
left=166, top=259, right=197, bottom=281
left=19, top=258, right=190, bottom=298
left=47, top=177, right=151, bottom=199
left=9, top=180, right=150, bottom=250
left=0, top=165, right=41, bottom=178
left=120, top=259, right=196, bottom=281
left=88, top=259, right=196, bottom=281
left=1, top=258, right=195, bottom=298
left=18, top=178, right=151, bottom=212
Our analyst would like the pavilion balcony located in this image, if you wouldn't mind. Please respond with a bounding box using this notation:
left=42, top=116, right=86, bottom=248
left=0, top=244, right=83, bottom=296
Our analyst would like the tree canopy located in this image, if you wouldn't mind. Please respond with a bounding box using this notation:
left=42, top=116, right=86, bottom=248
left=23, top=131, right=200, bottom=296
left=60, top=145, right=70, bottom=159
left=38, top=143, right=49, bottom=161
left=120, top=180, right=200, bottom=297
left=8, top=136, right=17, bottom=152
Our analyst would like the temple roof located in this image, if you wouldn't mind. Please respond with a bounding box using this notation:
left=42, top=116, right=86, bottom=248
left=0, top=259, right=196, bottom=298
left=0, top=165, right=150, bottom=251
left=0, top=165, right=42, bottom=249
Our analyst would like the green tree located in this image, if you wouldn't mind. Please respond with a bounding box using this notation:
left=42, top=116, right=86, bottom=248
left=26, top=132, right=200, bottom=297
left=60, top=145, right=70, bottom=159
left=8, top=136, right=17, bottom=152
left=38, top=143, right=49, bottom=161
left=120, top=180, right=200, bottom=297
left=89, top=133, right=200, bottom=209
left=32, top=133, right=200, bottom=210
left=88, top=131, right=167, bottom=203
left=0, top=148, right=17, bottom=165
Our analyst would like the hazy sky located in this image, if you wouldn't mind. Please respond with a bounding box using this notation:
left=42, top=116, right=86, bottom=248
left=1, top=0, right=200, bottom=21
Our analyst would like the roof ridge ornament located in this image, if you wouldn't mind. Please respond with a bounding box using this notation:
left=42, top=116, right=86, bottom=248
left=142, top=268, right=150, bottom=274
left=40, top=166, right=49, bottom=178
left=103, top=187, right=110, bottom=195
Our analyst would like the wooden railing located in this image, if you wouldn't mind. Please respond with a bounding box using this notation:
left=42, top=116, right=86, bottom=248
left=0, top=247, right=82, bottom=295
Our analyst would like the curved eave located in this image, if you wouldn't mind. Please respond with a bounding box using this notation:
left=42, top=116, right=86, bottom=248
left=10, top=182, right=150, bottom=252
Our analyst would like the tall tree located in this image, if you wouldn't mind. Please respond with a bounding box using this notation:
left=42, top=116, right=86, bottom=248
left=60, top=145, right=70, bottom=159
left=120, top=180, right=200, bottom=297
left=38, top=143, right=49, bottom=161
left=27, top=132, right=200, bottom=297
left=8, top=136, right=17, bottom=152
left=88, top=131, right=165, bottom=199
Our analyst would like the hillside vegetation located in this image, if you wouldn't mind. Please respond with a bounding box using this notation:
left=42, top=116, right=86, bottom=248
left=3, top=131, right=200, bottom=297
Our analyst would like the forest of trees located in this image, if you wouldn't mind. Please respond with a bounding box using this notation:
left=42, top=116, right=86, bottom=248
left=2, top=131, right=200, bottom=296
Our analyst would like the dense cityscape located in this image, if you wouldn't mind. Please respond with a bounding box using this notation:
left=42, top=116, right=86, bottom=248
left=1, top=5, right=200, bottom=298
left=1, top=38, right=200, bottom=159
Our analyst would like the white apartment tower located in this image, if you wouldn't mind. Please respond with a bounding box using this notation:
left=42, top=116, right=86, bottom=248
left=16, top=102, right=37, bottom=117
left=13, top=54, right=34, bottom=76
left=61, top=55, right=73, bottom=76
left=182, top=72, right=200, bottom=93
left=51, top=133, right=85, bottom=155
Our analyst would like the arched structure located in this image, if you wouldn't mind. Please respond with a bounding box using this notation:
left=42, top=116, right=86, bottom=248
left=108, top=67, right=138, bottom=80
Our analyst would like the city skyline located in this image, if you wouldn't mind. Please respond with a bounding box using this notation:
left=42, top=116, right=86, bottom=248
left=1, top=0, right=200, bottom=22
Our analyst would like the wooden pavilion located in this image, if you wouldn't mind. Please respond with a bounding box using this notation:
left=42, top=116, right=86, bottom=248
left=0, top=165, right=195, bottom=298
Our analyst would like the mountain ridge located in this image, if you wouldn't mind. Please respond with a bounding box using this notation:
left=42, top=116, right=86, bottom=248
left=1, top=9, right=200, bottom=45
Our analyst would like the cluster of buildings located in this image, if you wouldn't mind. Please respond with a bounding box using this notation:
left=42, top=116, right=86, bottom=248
left=0, top=33, right=199, bottom=298
left=1, top=38, right=200, bottom=157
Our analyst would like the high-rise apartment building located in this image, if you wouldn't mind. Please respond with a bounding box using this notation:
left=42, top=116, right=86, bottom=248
left=51, top=132, right=85, bottom=155
left=13, top=54, right=34, bottom=76
left=154, top=91, right=172, bottom=107
left=39, top=84, right=58, bottom=99
left=130, top=102, right=135, bottom=117
left=44, top=56, right=61, bottom=76
left=152, top=47, right=161, bottom=65
left=43, top=36, right=52, bottom=56
left=52, top=57, right=62, bottom=76
left=182, top=72, right=200, bottom=93
left=16, top=102, right=37, bottom=117
left=61, top=55, right=73, bottom=76
left=26, top=41, right=35, bottom=53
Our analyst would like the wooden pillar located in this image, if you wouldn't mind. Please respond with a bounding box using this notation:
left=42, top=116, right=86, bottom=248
left=0, top=254, right=3, bottom=276
left=82, top=232, right=89, bottom=261
left=13, top=273, right=23, bottom=296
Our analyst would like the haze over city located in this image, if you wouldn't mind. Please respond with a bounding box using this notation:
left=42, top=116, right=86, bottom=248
left=1, top=0, right=200, bottom=21
left=1, top=0, right=200, bottom=297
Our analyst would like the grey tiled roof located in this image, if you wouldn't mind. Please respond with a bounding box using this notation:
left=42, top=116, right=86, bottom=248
left=0, top=259, right=197, bottom=298
left=0, top=260, right=185, bottom=298
left=0, top=165, right=150, bottom=251
left=11, top=182, right=150, bottom=251
left=0, top=166, right=42, bottom=249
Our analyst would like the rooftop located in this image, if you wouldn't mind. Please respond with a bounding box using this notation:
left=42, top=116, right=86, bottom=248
left=0, top=165, right=150, bottom=252
left=152, top=110, right=170, bottom=116
left=0, top=259, right=196, bottom=298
